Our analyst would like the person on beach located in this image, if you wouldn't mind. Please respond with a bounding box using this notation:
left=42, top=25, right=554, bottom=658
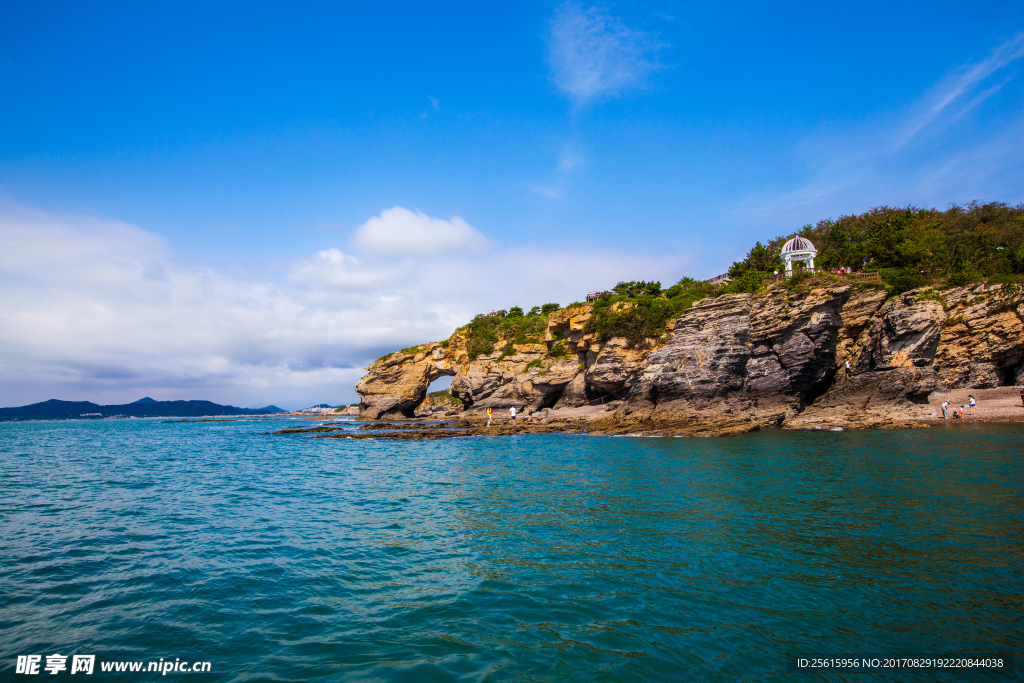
left=941, top=400, right=949, bottom=419
left=968, top=395, right=976, bottom=416
left=486, top=407, right=492, bottom=427
left=509, top=406, right=516, bottom=425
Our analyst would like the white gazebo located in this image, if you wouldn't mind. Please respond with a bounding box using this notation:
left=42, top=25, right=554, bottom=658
left=781, top=237, right=817, bottom=274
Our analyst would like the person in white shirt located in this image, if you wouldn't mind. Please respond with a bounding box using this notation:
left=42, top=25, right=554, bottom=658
left=509, top=406, right=516, bottom=425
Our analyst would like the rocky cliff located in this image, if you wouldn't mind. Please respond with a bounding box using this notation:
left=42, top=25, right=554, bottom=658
left=355, top=306, right=645, bottom=419
left=355, top=282, right=1024, bottom=433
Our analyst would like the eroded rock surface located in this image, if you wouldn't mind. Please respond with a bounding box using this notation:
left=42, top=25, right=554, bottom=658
left=789, top=290, right=947, bottom=429
left=935, top=284, right=1024, bottom=388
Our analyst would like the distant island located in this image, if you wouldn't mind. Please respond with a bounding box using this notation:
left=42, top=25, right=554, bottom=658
left=0, top=398, right=286, bottom=422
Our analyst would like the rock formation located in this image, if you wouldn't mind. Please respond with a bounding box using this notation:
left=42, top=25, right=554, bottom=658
left=355, top=282, right=1024, bottom=433
left=354, top=344, right=459, bottom=419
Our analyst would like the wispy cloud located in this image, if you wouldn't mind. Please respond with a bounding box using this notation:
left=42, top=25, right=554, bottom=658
left=557, top=142, right=586, bottom=172
left=730, top=32, right=1024, bottom=234
left=897, top=31, right=1024, bottom=148
left=547, top=2, right=661, bottom=106
left=418, top=95, right=441, bottom=119
left=529, top=184, right=565, bottom=200
left=0, top=202, right=692, bottom=408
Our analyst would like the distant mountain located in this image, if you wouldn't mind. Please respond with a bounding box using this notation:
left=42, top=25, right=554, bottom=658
left=132, top=397, right=158, bottom=404
left=0, top=399, right=286, bottom=422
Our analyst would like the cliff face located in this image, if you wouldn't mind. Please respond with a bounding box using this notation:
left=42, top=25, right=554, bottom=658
left=600, top=285, right=887, bottom=434
left=355, top=283, right=1024, bottom=431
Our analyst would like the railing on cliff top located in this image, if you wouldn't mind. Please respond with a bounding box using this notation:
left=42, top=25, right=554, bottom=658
left=760, top=269, right=882, bottom=285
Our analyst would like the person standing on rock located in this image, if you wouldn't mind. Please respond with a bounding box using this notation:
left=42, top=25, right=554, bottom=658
left=844, top=360, right=851, bottom=379
left=941, top=400, right=949, bottom=419
left=486, top=407, right=492, bottom=427
left=509, top=406, right=516, bottom=425
left=1021, top=388, right=1024, bottom=407
left=968, top=395, right=976, bottom=416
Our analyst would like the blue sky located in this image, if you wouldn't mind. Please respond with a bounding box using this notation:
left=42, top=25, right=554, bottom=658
left=1, top=1, right=1022, bottom=408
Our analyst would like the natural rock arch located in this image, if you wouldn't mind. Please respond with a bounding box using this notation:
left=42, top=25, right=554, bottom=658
left=355, top=344, right=458, bottom=419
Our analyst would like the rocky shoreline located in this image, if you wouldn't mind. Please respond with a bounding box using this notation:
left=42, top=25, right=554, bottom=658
left=269, top=403, right=1024, bottom=442
left=352, top=281, right=1024, bottom=437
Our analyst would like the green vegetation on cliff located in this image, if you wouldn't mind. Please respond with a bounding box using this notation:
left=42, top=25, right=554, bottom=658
left=725, top=202, right=1024, bottom=294
left=447, top=202, right=1023, bottom=357
left=584, top=278, right=715, bottom=347
left=414, top=388, right=464, bottom=411
left=462, top=305, right=559, bottom=361
left=578, top=202, right=1023, bottom=345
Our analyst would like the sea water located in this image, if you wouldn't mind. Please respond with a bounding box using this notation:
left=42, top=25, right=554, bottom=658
left=1, top=419, right=1021, bottom=681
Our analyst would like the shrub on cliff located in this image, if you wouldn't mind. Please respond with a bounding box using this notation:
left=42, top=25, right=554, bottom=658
left=880, top=267, right=929, bottom=295
left=612, top=280, right=663, bottom=297
left=713, top=241, right=786, bottom=294
left=462, top=310, right=550, bottom=360
left=529, top=303, right=562, bottom=315
left=584, top=277, right=714, bottom=347
left=414, top=389, right=463, bottom=411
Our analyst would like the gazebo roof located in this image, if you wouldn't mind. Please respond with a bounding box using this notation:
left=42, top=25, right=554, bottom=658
left=781, top=236, right=817, bottom=254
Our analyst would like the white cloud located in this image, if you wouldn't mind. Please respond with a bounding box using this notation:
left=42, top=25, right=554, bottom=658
left=547, top=2, right=661, bottom=106
left=288, top=248, right=405, bottom=290
left=351, top=206, right=489, bottom=256
left=0, top=202, right=692, bottom=409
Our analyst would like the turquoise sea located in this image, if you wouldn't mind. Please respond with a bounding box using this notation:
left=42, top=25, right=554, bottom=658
left=1, top=419, right=1022, bottom=681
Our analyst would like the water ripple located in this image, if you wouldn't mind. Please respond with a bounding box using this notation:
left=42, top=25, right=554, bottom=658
left=1, top=420, right=1022, bottom=681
